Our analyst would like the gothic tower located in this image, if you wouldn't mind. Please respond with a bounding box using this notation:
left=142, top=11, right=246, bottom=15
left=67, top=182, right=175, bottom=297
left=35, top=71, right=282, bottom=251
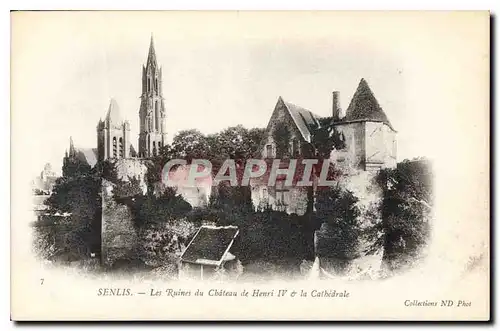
left=138, top=36, right=167, bottom=158
left=97, top=98, right=131, bottom=161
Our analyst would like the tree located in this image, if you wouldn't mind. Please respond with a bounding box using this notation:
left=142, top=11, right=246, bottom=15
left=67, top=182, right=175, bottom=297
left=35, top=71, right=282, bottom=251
left=170, top=129, right=209, bottom=161
left=314, top=185, right=362, bottom=258
left=62, top=156, right=92, bottom=178
left=367, top=158, right=433, bottom=270
left=207, top=182, right=254, bottom=226
left=205, top=126, right=266, bottom=175
left=39, top=170, right=102, bottom=261
left=310, top=117, right=345, bottom=160
left=246, top=127, right=266, bottom=158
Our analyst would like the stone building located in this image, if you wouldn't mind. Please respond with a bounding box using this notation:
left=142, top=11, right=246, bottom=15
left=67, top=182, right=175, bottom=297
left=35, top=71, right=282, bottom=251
left=63, top=36, right=167, bottom=169
left=330, top=78, right=397, bottom=173
left=249, top=96, right=319, bottom=215
left=62, top=136, right=98, bottom=176
left=31, top=163, right=58, bottom=194
left=97, top=99, right=133, bottom=161
left=138, top=36, right=167, bottom=158
left=250, top=78, right=397, bottom=216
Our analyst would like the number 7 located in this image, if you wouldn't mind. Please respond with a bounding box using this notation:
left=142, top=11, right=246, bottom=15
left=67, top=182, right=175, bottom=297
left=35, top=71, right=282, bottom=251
left=40, top=278, right=44, bottom=285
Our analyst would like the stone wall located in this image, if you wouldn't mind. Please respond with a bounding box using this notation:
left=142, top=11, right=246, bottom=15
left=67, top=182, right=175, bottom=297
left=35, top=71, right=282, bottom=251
left=101, top=178, right=140, bottom=267
left=101, top=159, right=149, bottom=267
left=164, top=164, right=212, bottom=208
left=101, top=158, right=209, bottom=267
left=251, top=98, right=310, bottom=214
left=331, top=121, right=366, bottom=172
left=332, top=121, right=397, bottom=172
left=314, top=169, right=385, bottom=278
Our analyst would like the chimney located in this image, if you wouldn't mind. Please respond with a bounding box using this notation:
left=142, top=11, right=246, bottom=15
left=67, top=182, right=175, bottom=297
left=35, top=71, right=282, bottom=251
left=332, top=91, right=341, bottom=120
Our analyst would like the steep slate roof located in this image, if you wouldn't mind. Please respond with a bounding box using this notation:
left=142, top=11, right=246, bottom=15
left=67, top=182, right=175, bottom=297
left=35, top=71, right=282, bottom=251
left=105, top=98, right=122, bottom=124
left=279, top=97, right=321, bottom=142
left=344, top=78, right=395, bottom=131
left=181, top=225, right=239, bottom=266
left=75, top=148, right=98, bottom=168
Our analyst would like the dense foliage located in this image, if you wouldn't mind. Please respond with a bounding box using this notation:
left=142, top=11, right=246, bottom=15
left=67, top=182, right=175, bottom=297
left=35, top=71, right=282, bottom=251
left=34, top=164, right=101, bottom=262
left=366, top=158, right=433, bottom=270
left=310, top=117, right=346, bottom=159
left=33, top=119, right=433, bottom=277
left=314, top=186, right=362, bottom=257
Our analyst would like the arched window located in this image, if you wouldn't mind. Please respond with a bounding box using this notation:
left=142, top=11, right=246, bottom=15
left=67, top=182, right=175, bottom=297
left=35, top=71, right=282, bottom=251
left=119, top=137, right=123, bottom=158
left=112, top=137, right=117, bottom=158
left=153, top=141, right=157, bottom=157
left=147, top=79, right=150, bottom=93
left=155, top=78, right=158, bottom=91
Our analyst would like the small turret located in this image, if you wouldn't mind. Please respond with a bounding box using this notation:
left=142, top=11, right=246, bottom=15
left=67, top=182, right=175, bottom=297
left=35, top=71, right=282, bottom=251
left=69, top=136, right=76, bottom=157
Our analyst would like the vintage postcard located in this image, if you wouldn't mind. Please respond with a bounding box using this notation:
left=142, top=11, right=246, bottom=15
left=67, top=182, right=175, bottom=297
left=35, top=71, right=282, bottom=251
left=11, top=11, right=490, bottom=321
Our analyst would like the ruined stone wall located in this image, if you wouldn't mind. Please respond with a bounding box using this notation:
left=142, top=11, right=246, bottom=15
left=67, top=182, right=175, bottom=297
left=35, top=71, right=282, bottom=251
left=101, top=159, right=149, bottom=267
left=101, top=178, right=140, bottom=267
left=314, top=167, right=385, bottom=279
left=101, top=158, right=209, bottom=267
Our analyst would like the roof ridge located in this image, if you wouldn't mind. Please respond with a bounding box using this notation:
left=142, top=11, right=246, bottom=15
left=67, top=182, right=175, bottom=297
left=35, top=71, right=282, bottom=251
left=278, top=97, right=322, bottom=142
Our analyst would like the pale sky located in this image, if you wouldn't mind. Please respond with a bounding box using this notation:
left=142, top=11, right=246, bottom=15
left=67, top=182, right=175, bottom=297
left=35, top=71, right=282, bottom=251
left=11, top=11, right=489, bottom=178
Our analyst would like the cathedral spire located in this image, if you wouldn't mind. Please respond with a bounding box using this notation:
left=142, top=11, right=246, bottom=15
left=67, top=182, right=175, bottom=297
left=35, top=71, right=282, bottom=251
left=147, top=34, right=157, bottom=68
left=139, top=34, right=166, bottom=158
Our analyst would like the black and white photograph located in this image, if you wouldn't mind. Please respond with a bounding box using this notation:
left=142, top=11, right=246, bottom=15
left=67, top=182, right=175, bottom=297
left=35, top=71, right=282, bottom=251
left=11, top=10, right=490, bottom=321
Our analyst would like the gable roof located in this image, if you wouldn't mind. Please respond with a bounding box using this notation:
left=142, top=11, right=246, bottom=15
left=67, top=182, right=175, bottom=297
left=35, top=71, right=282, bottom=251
left=279, top=97, right=321, bottom=142
left=180, top=225, right=239, bottom=266
left=75, top=148, right=98, bottom=168
left=344, top=78, right=395, bottom=131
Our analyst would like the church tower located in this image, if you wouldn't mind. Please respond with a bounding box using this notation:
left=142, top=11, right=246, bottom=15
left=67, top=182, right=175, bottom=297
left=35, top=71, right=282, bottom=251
left=97, top=98, right=131, bottom=161
left=138, top=35, right=167, bottom=158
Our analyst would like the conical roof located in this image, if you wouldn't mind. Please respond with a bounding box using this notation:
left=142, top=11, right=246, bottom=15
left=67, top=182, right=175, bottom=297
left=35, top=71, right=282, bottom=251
left=344, top=78, right=394, bottom=130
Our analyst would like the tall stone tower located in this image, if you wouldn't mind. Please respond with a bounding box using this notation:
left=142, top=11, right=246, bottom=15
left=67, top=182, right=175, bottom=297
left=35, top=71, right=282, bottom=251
left=97, top=98, right=131, bottom=161
left=138, top=36, right=167, bottom=158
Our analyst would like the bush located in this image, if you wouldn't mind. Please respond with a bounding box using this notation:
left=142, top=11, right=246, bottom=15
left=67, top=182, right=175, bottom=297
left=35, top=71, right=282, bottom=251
left=35, top=171, right=102, bottom=262
left=314, top=185, right=362, bottom=257
left=137, top=219, right=198, bottom=267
